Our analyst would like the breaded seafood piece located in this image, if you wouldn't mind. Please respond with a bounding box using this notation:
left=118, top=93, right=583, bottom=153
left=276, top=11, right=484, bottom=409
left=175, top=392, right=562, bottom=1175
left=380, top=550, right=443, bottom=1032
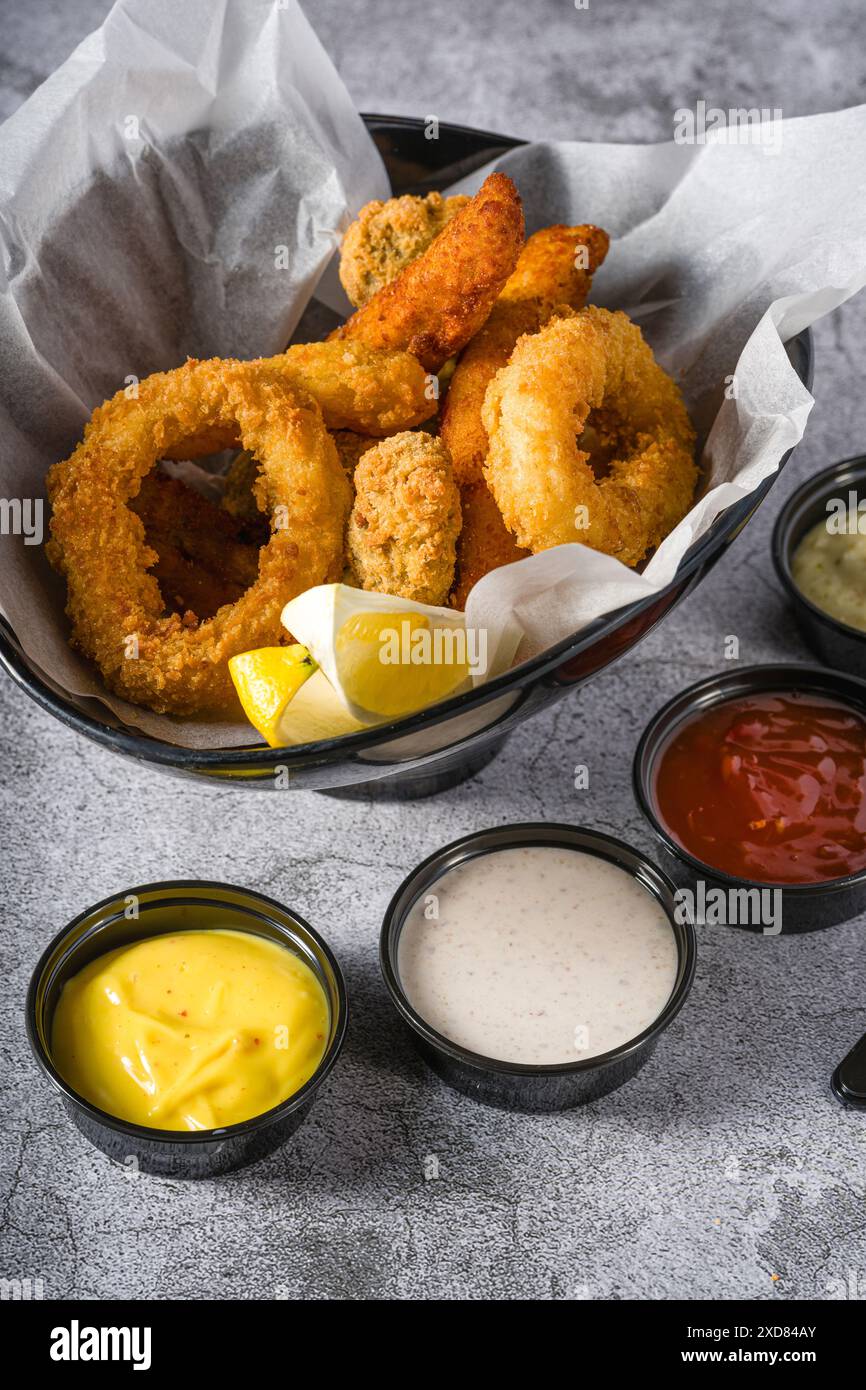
left=339, top=192, right=470, bottom=308
left=223, top=431, right=374, bottom=530
left=347, top=433, right=461, bottom=606
left=449, top=480, right=529, bottom=610
left=331, top=173, right=524, bottom=373
left=442, top=224, right=611, bottom=488
left=331, top=430, right=376, bottom=479
left=441, top=224, right=609, bottom=604
left=47, top=357, right=351, bottom=715
left=482, top=307, right=697, bottom=567
left=164, top=341, right=435, bottom=464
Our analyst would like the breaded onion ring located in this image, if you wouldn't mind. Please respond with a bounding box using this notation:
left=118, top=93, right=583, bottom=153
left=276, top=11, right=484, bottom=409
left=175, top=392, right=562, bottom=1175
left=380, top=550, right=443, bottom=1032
left=347, top=432, right=461, bottom=606
left=331, top=173, right=524, bottom=373
left=47, top=358, right=351, bottom=715
left=482, top=307, right=697, bottom=567
left=339, top=192, right=470, bottom=308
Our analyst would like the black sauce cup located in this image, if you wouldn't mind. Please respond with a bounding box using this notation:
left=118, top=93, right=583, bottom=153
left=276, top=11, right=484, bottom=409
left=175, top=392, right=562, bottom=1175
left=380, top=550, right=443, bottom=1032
left=772, top=454, right=866, bottom=676
left=26, top=881, right=348, bottom=1178
left=379, top=824, right=696, bottom=1113
left=633, top=664, right=866, bottom=933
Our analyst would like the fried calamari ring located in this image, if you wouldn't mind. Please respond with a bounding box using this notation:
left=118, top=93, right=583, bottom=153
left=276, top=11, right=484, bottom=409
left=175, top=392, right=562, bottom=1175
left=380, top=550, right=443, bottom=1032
left=331, top=173, right=524, bottom=373
left=482, top=307, right=697, bottom=567
left=347, top=432, right=461, bottom=606
left=47, top=358, right=351, bottom=715
left=441, top=225, right=609, bottom=604
left=339, top=192, right=470, bottom=308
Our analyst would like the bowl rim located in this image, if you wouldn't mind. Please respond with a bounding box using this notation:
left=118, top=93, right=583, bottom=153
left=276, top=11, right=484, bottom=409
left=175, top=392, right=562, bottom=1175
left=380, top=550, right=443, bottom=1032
left=771, top=452, right=866, bottom=644
left=633, top=661, right=866, bottom=896
left=378, top=821, right=697, bottom=1077
left=0, top=112, right=814, bottom=771
left=25, top=878, right=349, bottom=1145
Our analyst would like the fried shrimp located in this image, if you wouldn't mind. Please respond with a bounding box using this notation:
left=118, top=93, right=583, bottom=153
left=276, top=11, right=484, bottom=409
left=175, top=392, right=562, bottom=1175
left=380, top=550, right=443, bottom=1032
left=331, top=173, right=524, bottom=373
left=339, top=192, right=470, bottom=308
left=347, top=433, right=461, bottom=606
left=482, top=307, right=697, bottom=567
left=47, top=358, right=351, bottom=715
left=441, top=224, right=609, bottom=603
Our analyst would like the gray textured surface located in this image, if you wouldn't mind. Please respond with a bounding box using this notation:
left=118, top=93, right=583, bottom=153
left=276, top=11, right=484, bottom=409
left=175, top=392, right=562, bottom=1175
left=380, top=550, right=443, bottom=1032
left=2, top=0, right=866, bottom=1302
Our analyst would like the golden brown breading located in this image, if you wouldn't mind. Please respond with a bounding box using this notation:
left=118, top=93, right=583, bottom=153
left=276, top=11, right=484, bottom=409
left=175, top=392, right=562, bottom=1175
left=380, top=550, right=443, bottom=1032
left=222, top=431, right=373, bottom=537
left=331, top=429, right=375, bottom=478
left=499, top=222, right=610, bottom=306
left=220, top=450, right=263, bottom=523
left=162, top=341, right=435, bottom=463
left=442, top=224, right=610, bottom=489
left=482, top=307, right=697, bottom=566
left=330, top=173, right=524, bottom=373
left=347, top=433, right=461, bottom=606
left=47, top=357, right=351, bottom=715
left=271, top=340, right=435, bottom=435
left=441, top=224, right=610, bottom=605
left=339, top=192, right=470, bottom=308
left=449, top=480, right=529, bottom=610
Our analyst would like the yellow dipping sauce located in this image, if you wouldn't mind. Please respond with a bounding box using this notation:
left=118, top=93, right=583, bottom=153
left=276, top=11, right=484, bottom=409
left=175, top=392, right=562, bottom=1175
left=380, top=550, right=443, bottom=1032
left=51, top=930, right=329, bottom=1132
left=792, top=518, right=866, bottom=632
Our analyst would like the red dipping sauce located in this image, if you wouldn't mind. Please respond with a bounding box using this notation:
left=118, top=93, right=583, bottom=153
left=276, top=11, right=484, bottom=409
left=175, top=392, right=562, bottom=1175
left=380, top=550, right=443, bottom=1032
left=653, top=692, right=866, bottom=884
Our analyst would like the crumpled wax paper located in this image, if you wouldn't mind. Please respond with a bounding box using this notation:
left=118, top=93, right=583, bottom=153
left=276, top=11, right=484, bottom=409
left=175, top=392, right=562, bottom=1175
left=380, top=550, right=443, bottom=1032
left=0, top=0, right=387, bottom=746
left=2, top=1, right=866, bottom=748
left=448, top=112, right=866, bottom=663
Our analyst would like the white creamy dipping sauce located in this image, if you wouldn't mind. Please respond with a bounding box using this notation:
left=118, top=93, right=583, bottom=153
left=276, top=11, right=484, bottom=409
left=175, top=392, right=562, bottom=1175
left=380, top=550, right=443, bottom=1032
left=397, top=846, right=678, bottom=1065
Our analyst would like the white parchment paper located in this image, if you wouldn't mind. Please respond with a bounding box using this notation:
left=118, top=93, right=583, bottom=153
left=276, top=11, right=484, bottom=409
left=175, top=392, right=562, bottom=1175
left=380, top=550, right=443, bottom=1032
left=0, top=0, right=387, bottom=746
left=457, top=117, right=866, bottom=662
left=1, top=0, right=865, bottom=746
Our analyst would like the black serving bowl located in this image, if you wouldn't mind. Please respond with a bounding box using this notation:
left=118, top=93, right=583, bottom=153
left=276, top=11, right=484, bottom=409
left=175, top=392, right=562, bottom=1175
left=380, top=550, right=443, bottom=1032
left=772, top=454, right=866, bottom=676
left=633, top=663, right=866, bottom=933
left=26, top=881, right=347, bottom=1177
left=379, top=823, right=696, bottom=1113
left=0, top=115, right=814, bottom=795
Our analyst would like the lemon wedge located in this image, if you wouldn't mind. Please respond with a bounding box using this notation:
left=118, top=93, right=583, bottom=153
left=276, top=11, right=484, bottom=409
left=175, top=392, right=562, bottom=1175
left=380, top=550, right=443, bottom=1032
left=266, top=669, right=367, bottom=745
left=229, top=645, right=319, bottom=747
left=281, top=585, right=474, bottom=722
